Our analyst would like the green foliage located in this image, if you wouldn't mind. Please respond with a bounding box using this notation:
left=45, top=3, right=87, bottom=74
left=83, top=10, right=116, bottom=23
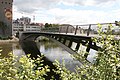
left=44, top=23, right=49, bottom=28
left=44, top=23, right=59, bottom=28
left=0, top=53, right=50, bottom=80
left=1, top=23, right=120, bottom=80
left=43, top=23, right=59, bottom=32
left=53, top=60, right=83, bottom=80
left=53, top=24, right=120, bottom=80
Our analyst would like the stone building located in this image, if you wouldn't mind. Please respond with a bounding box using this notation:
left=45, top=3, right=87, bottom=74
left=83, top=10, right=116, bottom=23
left=0, top=0, right=13, bottom=36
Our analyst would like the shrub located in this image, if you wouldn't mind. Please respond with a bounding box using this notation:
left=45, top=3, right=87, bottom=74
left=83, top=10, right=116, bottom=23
left=0, top=24, right=120, bottom=80
left=53, top=24, right=120, bottom=80
left=0, top=53, right=50, bottom=80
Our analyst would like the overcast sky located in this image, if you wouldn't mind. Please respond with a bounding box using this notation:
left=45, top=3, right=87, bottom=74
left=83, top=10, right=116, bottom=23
left=13, top=0, right=120, bottom=25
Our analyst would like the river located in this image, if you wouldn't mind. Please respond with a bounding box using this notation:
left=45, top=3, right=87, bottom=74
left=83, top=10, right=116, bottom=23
left=0, top=39, right=97, bottom=71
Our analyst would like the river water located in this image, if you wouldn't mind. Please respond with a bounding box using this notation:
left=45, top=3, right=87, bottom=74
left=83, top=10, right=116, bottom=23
left=0, top=39, right=97, bottom=72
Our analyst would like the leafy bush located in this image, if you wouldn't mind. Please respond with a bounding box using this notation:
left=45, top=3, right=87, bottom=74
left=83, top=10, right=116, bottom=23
left=53, top=24, right=120, bottom=80
left=0, top=53, right=50, bottom=80
left=0, top=24, right=120, bottom=80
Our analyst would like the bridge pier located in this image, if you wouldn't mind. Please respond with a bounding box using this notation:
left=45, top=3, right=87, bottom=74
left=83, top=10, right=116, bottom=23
left=68, top=40, right=73, bottom=48
left=63, top=38, right=67, bottom=44
left=75, top=43, right=80, bottom=51
left=86, top=41, right=92, bottom=52
left=58, top=37, right=62, bottom=42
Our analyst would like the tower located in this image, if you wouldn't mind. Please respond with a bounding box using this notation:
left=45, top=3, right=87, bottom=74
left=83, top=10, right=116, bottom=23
left=0, top=0, right=13, bottom=36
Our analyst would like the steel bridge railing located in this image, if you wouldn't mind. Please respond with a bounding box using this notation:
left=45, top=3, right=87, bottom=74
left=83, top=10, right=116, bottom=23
left=41, top=22, right=120, bottom=38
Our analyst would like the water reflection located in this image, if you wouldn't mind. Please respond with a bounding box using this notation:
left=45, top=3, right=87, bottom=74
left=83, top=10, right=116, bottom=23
left=0, top=40, right=96, bottom=70
left=0, top=43, right=12, bottom=57
left=36, top=40, right=82, bottom=71
left=20, top=41, right=41, bottom=58
left=0, top=41, right=82, bottom=72
left=0, top=43, right=24, bottom=57
left=20, top=40, right=60, bottom=79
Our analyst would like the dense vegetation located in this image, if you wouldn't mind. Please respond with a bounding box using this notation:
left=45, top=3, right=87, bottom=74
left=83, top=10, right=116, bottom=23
left=0, top=53, right=50, bottom=80
left=0, top=24, right=120, bottom=80
left=42, top=23, right=59, bottom=32
left=53, top=24, right=120, bottom=80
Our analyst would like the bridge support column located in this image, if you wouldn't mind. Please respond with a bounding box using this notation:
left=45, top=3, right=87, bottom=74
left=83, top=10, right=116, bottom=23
left=68, top=41, right=72, bottom=48
left=63, top=38, right=66, bottom=44
left=86, top=41, right=92, bottom=52
left=75, top=43, right=80, bottom=51
left=66, top=26, right=69, bottom=34
left=74, top=25, right=78, bottom=35
left=84, top=41, right=92, bottom=58
left=51, top=35, right=54, bottom=38
left=87, top=24, right=91, bottom=36
left=58, top=37, right=62, bottom=42
left=55, top=36, right=58, bottom=39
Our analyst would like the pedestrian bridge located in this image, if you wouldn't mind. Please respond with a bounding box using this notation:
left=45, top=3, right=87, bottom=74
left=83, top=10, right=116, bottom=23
left=18, top=22, right=120, bottom=63
left=19, top=32, right=101, bottom=60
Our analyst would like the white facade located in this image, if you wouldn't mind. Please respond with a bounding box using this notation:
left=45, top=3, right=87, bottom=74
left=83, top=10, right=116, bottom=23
left=12, top=23, right=42, bottom=35
left=12, top=17, right=44, bottom=35
left=25, top=25, right=41, bottom=32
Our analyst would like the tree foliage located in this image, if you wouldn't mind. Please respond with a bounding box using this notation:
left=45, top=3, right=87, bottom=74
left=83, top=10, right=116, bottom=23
left=0, top=24, right=120, bottom=80
left=0, top=53, right=50, bottom=80
left=53, top=24, right=120, bottom=80
left=44, top=23, right=49, bottom=28
left=44, top=23, right=59, bottom=28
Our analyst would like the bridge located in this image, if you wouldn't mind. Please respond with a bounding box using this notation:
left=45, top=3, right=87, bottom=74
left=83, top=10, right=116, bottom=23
left=19, top=32, right=101, bottom=63
left=18, top=22, right=120, bottom=63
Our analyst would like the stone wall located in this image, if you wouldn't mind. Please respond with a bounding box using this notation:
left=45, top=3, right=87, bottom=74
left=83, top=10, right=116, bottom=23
left=0, top=0, right=13, bottom=36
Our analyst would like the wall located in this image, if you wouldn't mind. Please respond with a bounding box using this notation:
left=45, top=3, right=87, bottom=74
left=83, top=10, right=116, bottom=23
left=0, top=0, right=13, bottom=36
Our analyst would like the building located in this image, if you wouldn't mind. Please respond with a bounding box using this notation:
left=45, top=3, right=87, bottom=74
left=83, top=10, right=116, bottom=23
left=12, top=17, right=44, bottom=35
left=0, top=0, right=13, bottom=36
left=19, top=17, right=31, bottom=24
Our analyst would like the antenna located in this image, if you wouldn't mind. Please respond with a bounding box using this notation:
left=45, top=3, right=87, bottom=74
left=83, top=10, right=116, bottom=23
left=33, top=15, right=35, bottom=21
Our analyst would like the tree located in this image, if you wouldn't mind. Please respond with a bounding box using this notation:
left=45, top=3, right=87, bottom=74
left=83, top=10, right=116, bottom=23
left=49, top=24, right=52, bottom=27
left=52, top=24, right=59, bottom=28
left=44, top=23, right=49, bottom=28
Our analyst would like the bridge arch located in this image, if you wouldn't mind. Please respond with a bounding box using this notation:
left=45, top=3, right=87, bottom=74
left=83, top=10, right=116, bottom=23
left=19, top=32, right=101, bottom=61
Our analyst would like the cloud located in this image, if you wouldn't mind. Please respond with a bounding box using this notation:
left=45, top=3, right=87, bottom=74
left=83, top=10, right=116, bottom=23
left=48, top=8, right=110, bottom=24
left=13, top=0, right=120, bottom=24
left=94, top=0, right=116, bottom=4
left=13, top=0, right=117, bottom=14
left=13, top=0, right=60, bottom=13
left=60, top=0, right=116, bottom=6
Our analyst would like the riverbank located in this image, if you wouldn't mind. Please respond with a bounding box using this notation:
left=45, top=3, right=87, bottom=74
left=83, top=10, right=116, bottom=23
left=0, top=36, right=19, bottom=44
